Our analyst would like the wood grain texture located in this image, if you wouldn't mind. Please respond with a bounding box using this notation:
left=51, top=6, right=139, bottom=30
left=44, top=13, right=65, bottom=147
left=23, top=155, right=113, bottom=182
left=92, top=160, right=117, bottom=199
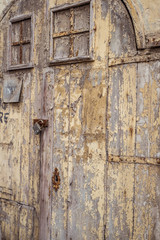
left=108, top=64, right=137, bottom=156
left=0, top=199, right=35, bottom=240
left=133, top=164, right=160, bottom=240
left=105, top=162, right=134, bottom=240
left=0, top=0, right=160, bottom=239
left=50, top=66, right=70, bottom=240
left=67, top=66, right=107, bottom=240
left=136, top=61, right=160, bottom=158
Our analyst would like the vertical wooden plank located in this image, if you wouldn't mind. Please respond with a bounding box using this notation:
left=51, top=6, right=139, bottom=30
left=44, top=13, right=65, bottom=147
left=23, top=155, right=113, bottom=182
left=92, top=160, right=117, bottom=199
left=28, top=70, right=40, bottom=240
left=0, top=122, right=12, bottom=192
left=119, top=64, right=137, bottom=156
left=1, top=201, right=12, bottom=240
left=108, top=64, right=137, bottom=156
left=19, top=72, right=32, bottom=204
left=136, top=62, right=160, bottom=158
left=106, top=162, right=134, bottom=240
left=136, top=63, right=151, bottom=157
left=10, top=203, right=19, bottom=240
left=26, top=207, right=34, bottom=239
left=68, top=65, right=85, bottom=240
left=19, top=206, right=34, bottom=240
left=108, top=67, right=120, bottom=155
left=0, top=201, right=19, bottom=240
left=39, top=68, right=54, bottom=240
left=68, top=66, right=107, bottom=240
left=149, top=62, right=160, bottom=158
left=19, top=207, right=28, bottom=239
left=1, top=1, right=45, bottom=239
left=10, top=117, right=21, bottom=202
left=0, top=200, right=35, bottom=240
left=50, top=66, right=70, bottom=240
left=133, top=164, right=160, bottom=240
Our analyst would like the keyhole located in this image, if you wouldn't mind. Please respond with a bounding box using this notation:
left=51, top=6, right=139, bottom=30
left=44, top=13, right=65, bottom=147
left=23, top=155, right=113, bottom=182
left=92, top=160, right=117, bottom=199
left=55, top=175, right=58, bottom=182
left=52, top=168, right=60, bottom=192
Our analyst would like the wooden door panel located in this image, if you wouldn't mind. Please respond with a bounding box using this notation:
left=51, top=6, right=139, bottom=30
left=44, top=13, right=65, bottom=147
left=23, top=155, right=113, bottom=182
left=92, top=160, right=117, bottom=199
left=67, top=66, right=107, bottom=239
left=136, top=61, right=160, bottom=158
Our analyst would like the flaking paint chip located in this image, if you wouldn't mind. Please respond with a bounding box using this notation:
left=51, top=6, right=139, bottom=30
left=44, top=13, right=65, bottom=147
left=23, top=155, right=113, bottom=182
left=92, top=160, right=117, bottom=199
left=3, top=78, right=22, bottom=103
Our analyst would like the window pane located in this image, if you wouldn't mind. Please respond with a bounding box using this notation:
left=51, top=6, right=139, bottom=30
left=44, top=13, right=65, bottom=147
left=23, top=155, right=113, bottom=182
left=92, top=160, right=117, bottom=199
left=53, top=36, right=70, bottom=59
left=22, top=44, right=30, bottom=64
left=53, top=10, right=70, bottom=34
left=73, top=4, right=90, bottom=31
left=73, top=33, right=89, bottom=57
left=22, top=19, right=31, bottom=42
left=12, top=22, right=21, bottom=43
left=11, top=46, right=20, bottom=65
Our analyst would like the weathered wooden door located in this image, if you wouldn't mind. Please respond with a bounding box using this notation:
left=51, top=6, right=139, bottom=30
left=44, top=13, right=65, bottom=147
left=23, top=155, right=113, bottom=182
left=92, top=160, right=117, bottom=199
left=40, top=65, right=108, bottom=240
left=38, top=0, right=160, bottom=240
left=0, top=0, right=160, bottom=239
left=39, top=1, right=109, bottom=239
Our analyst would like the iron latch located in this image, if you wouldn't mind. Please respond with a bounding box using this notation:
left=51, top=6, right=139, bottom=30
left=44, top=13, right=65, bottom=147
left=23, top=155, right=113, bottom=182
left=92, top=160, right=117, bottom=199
left=33, top=119, right=48, bottom=135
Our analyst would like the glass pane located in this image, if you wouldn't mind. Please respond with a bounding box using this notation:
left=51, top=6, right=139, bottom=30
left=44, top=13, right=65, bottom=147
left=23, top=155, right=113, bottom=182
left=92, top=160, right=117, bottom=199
left=12, top=22, right=21, bottom=43
left=73, top=4, right=90, bottom=31
left=11, top=46, right=20, bottom=65
left=22, top=44, right=30, bottom=64
left=22, top=18, right=31, bottom=42
left=53, top=9, right=70, bottom=34
left=73, top=33, right=89, bottom=57
left=53, top=36, right=70, bottom=59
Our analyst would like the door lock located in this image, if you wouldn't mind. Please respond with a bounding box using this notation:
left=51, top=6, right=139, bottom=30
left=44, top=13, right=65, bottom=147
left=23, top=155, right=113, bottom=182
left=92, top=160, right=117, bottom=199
left=33, top=119, right=48, bottom=135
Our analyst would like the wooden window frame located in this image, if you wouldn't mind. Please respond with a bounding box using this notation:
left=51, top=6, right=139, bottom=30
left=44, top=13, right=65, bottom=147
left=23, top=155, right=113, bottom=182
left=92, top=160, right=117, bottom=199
left=49, top=0, right=95, bottom=65
left=8, top=13, right=34, bottom=71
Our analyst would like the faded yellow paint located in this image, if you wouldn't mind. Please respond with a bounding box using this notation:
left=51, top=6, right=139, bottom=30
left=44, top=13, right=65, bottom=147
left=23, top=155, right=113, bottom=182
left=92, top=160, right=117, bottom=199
left=0, top=0, right=160, bottom=239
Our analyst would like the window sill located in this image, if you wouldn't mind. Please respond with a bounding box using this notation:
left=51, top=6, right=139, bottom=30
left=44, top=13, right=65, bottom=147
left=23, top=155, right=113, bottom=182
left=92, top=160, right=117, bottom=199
left=49, top=56, right=94, bottom=66
left=8, top=64, right=34, bottom=71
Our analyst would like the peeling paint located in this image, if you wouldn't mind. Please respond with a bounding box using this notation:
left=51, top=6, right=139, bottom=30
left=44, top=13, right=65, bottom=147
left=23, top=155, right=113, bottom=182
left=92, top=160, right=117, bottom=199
left=0, top=0, right=160, bottom=239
